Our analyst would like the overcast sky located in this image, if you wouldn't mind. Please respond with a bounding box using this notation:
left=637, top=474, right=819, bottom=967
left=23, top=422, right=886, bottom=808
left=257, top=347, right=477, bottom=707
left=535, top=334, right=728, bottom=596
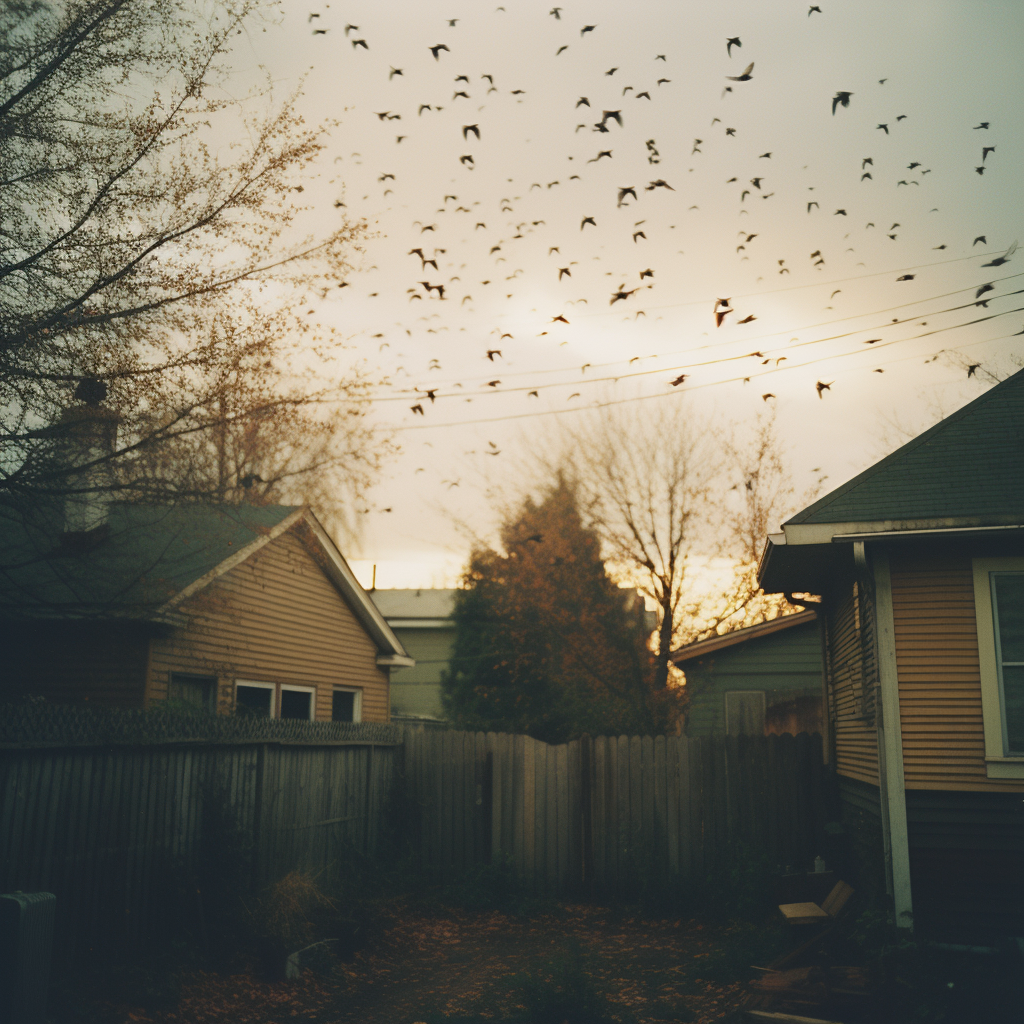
left=231, top=0, right=1023, bottom=587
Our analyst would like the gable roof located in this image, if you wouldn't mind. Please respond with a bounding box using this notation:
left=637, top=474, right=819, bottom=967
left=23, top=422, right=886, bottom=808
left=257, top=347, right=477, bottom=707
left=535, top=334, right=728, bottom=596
left=0, top=502, right=410, bottom=661
left=670, top=609, right=818, bottom=666
left=787, top=367, right=1024, bottom=527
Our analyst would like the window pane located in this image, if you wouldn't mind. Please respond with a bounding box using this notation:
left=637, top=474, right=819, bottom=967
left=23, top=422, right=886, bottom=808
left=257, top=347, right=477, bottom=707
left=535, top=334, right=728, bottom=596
left=332, top=690, right=355, bottom=722
left=280, top=689, right=312, bottom=720
left=169, top=674, right=215, bottom=711
left=1003, top=666, right=1024, bottom=754
left=994, top=574, right=1024, bottom=662
left=725, top=692, right=765, bottom=736
left=236, top=684, right=272, bottom=717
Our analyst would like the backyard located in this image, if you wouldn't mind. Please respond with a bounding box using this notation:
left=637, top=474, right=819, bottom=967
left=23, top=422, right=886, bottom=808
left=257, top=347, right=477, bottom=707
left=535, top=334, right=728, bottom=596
left=52, top=882, right=1022, bottom=1024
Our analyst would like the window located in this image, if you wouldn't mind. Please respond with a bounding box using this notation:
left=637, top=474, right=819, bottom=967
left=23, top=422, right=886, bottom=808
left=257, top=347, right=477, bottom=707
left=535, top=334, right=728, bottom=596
left=332, top=687, right=362, bottom=723
left=972, top=558, right=1024, bottom=778
left=168, top=673, right=216, bottom=712
left=724, top=691, right=766, bottom=736
left=280, top=684, right=315, bottom=721
left=235, top=681, right=275, bottom=718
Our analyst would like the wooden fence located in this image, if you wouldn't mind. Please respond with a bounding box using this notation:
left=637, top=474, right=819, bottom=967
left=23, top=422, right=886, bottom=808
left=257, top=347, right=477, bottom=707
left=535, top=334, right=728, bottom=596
left=403, top=729, right=835, bottom=898
left=0, top=737, right=400, bottom=962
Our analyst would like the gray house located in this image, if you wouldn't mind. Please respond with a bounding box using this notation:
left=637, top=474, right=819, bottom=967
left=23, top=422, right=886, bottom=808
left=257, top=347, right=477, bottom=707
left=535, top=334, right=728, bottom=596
left=671, top=609, right=824, bottom=737
left=370, top=589, right=457, bottom=722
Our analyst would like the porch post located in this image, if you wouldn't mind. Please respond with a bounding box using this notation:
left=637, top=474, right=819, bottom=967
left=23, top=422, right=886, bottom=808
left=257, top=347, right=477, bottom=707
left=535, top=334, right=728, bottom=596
left=871, top=548, right=914, bottom=930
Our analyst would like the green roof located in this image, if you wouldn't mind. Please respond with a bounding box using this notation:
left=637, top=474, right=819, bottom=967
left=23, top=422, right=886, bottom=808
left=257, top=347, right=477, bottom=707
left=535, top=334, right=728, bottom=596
left=788, top=367, right=1024, bottom=526
left=0, top=502, right=300, bottom=619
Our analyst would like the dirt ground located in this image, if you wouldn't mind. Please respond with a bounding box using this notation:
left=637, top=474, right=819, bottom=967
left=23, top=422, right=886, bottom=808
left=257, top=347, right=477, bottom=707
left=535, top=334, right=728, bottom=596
left=88, top=901, right=762, bottom=1024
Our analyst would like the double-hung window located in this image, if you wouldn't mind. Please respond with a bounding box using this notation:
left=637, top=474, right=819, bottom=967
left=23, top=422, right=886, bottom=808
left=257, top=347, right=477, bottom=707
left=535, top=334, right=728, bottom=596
left=972, top=558, right=1024, bottom=777
left=234, top=680, right=316, bottom=720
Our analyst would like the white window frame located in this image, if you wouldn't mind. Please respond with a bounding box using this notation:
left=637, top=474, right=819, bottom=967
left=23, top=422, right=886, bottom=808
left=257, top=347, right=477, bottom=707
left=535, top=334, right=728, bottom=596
left=279, top=683, right=316, bottom=721
left=332, top=686, right=363, bottom=723
left=235, top=679, right=277, bottom=717
left=971, top=557, right=1024, bottom=778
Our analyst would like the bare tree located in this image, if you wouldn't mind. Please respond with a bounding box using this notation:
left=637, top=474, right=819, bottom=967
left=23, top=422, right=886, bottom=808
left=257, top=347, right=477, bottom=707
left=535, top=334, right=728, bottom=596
left=552, top=402, right=806, bottom=691
left=1, top=1, right=382, bottom=552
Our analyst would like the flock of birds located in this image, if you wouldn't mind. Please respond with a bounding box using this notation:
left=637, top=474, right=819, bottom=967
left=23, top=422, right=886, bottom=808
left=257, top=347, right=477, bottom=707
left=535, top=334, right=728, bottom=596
left=293, top=5, right=1017, bottom=452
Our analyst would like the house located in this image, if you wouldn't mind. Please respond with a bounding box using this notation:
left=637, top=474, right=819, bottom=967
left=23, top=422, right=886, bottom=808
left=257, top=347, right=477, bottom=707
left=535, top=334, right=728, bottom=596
left=671, top=609, right=824, bottom=737
left=0, top=501, right=413, bottom=722
left=758, top=367, right=1024, bottom=939
left=369, top=589, right=457, bottom=723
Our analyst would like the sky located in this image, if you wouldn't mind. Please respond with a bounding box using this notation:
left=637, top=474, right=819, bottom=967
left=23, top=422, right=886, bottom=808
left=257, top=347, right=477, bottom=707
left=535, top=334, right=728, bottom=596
left=228, top=0, right=1023, bottom=588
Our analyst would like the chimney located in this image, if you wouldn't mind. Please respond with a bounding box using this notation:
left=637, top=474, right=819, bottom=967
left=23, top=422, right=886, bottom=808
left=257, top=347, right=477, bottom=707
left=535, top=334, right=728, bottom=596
left=58, top=379, right=119, bottom=533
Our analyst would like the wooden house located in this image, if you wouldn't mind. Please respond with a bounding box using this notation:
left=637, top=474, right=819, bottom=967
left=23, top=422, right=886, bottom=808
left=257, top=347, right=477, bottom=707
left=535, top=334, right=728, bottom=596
left=0, top=502, right=413, bottom=722
left=758, top=368, right=1024, bottom=939
left=370, top=588, right=457, bottom=723
left=671, top=609, right=823, bottom=737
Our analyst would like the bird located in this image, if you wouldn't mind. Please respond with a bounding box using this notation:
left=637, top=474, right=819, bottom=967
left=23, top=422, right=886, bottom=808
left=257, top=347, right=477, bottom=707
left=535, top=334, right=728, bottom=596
left=750, top=177, right=763, bottom=190
left=762, top=393, right=775, bottom=401
left=896, top=274, right=915, bottom=281
left=670, top=374, right=688, bottom=386
left=601, top=110, right=623, bottom=126
left=967, top=364, right=980, bottom=378
left=410, top=404, right=424, bottom=415
left=639, top=268, right=654, bottom=279
left=726, top=36, right=741, bottom=56
left=982, top=241, right=1017, bottom=267
left=633, top=231, right=646, bottom=242
left=576, top=97, right=590, bottom=107
left=429, top=43, right=450, bottom=59
left=351, top=38, right=368, bottom=49
left=605, top=67, right=618, bottom=75
left=462, top=124, right=480, bottom=140
left=807, top=202, right=819, bottom=212
left=815, top=380, right=833, bottom=398
left=877, top=123, right=889, bottom=134
left=861, top=172, right=872, bottom=180
left=759, top=152, right=772, bottom=159
left=808, top=5, right=822, bottom=13
left=982, top=146, right=996, bottom=162
left=459, top=154, right=474, bottom=166
left=862, top=157, right=873, bottom=168
left=737, top=314, right=756, bottom=324
left=976, top=283, right=994, bottom=300
left=715, top=307, right=733, bottom=327
left=486, top=349, right=502, bottom=361
left=344, top=23, right=358, bottom=35
left=486, top=380, right=500, bottom=388
left=550, top=6, right=561, bottom=17
left=975, top=166, right=986, bottom=175
left=581, top=216, right=596, bottom=229
left=974, top=236, right=987, bottom=246
left=389, top=66, right=403, bottom=79
left=581, top=24, right=596, bottom=35
left=974, top=122, right=989, bottom=129
left=588, top=150, right=613, bottom=162
left=726, top=62, right=754, bottom=82
left=617, top=186, right=637, bottom=205
left=832, top=91, right=853, bottom=114
left=834, top=209, right=847, bottom=216
left=558, top=267, right=571, bottom=280
left=551, top=315, right=569, bottom=323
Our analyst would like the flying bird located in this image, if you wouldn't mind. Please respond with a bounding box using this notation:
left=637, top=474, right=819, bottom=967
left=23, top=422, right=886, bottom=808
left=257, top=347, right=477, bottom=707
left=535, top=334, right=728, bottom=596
left=982, top=146, right=996, bottom=162
left=762, top=393, right=775, bottom=401
left=462, top=124, right=480, bottom=139
left=877, top=123, right=889, bottom=134
left=581, top=24, right=596, bottom=35
left=617, top=186, right=637, bottom=205
left=486, top=349, right=502, bottom=361
left=558, top=267, right=571, bottom=280
left=982, top=240, right=1017, bottom=267
left=896, top=274, right=915, bottom=281
left=556, top=45, right=569, bottom=55
left=815, top=380, right=833, bottom=398
left=389, top=66, right=403, bottom=79
left=808, top=5, right=822, bottom=13
left=726, top=36, right=741, bottom=56
left=967, top=364, right=980, bottom=378
left=581, top=216, right=596, bottom=229
left=551, top=315, right=569, bottom=323
left=832, top=91, right=853, bottom=114
left=973, top=236, right=987, bottom=246
left=670, top=374, right=688, bottom=386
left=429, top=43, right=450, bottom=59
left=726, top=62, right=754, bottom=81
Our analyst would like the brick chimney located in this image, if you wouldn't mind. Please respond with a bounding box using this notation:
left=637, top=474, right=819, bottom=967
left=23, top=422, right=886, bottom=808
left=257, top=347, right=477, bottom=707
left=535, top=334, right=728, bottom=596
left=58, top=379, right=119, bottom=533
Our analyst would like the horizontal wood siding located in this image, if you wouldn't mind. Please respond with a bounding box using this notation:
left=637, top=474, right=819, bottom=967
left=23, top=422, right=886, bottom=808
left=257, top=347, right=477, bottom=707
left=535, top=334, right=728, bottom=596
left=824, top=578, right=878, bottom=786
left=890, top=549, right=1023, bottom=792
left=147, top=529, right=390, bottom=721
left=0, top=621, right=149, bottom=707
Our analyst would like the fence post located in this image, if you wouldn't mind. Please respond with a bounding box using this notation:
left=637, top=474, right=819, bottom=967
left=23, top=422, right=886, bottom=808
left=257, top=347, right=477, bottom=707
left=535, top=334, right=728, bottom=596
left=251, top=743, right=267, bottom=893
left=582, top=734, right=594, bottom=896
left=482, top=750, right=494, bottom=864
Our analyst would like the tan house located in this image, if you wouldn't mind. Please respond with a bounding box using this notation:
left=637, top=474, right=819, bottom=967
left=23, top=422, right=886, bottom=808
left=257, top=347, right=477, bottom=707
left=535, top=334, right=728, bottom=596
left=758, top=367, right=1024, bottom=940
left=1, top=502, right=413, bottom=722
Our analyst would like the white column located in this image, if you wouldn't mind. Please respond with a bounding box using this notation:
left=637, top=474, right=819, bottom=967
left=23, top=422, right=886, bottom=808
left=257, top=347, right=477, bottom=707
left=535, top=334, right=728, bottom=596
left=872, top=549, right=914, bottom=930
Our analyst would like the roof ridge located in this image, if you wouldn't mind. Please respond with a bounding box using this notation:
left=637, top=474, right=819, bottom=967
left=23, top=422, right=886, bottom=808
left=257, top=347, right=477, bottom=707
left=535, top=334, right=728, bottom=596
left=786, top=366, right=1024, bottom=526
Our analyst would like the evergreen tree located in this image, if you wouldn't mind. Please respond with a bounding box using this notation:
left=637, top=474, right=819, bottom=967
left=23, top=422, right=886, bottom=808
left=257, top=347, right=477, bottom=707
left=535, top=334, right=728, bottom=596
left=442, top=478, right=679, bottom=742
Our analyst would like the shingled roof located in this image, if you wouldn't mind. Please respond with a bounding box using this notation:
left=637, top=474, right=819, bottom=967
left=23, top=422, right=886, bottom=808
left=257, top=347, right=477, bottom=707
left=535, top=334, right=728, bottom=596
left=787, top=366, right=1024, bottom=526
